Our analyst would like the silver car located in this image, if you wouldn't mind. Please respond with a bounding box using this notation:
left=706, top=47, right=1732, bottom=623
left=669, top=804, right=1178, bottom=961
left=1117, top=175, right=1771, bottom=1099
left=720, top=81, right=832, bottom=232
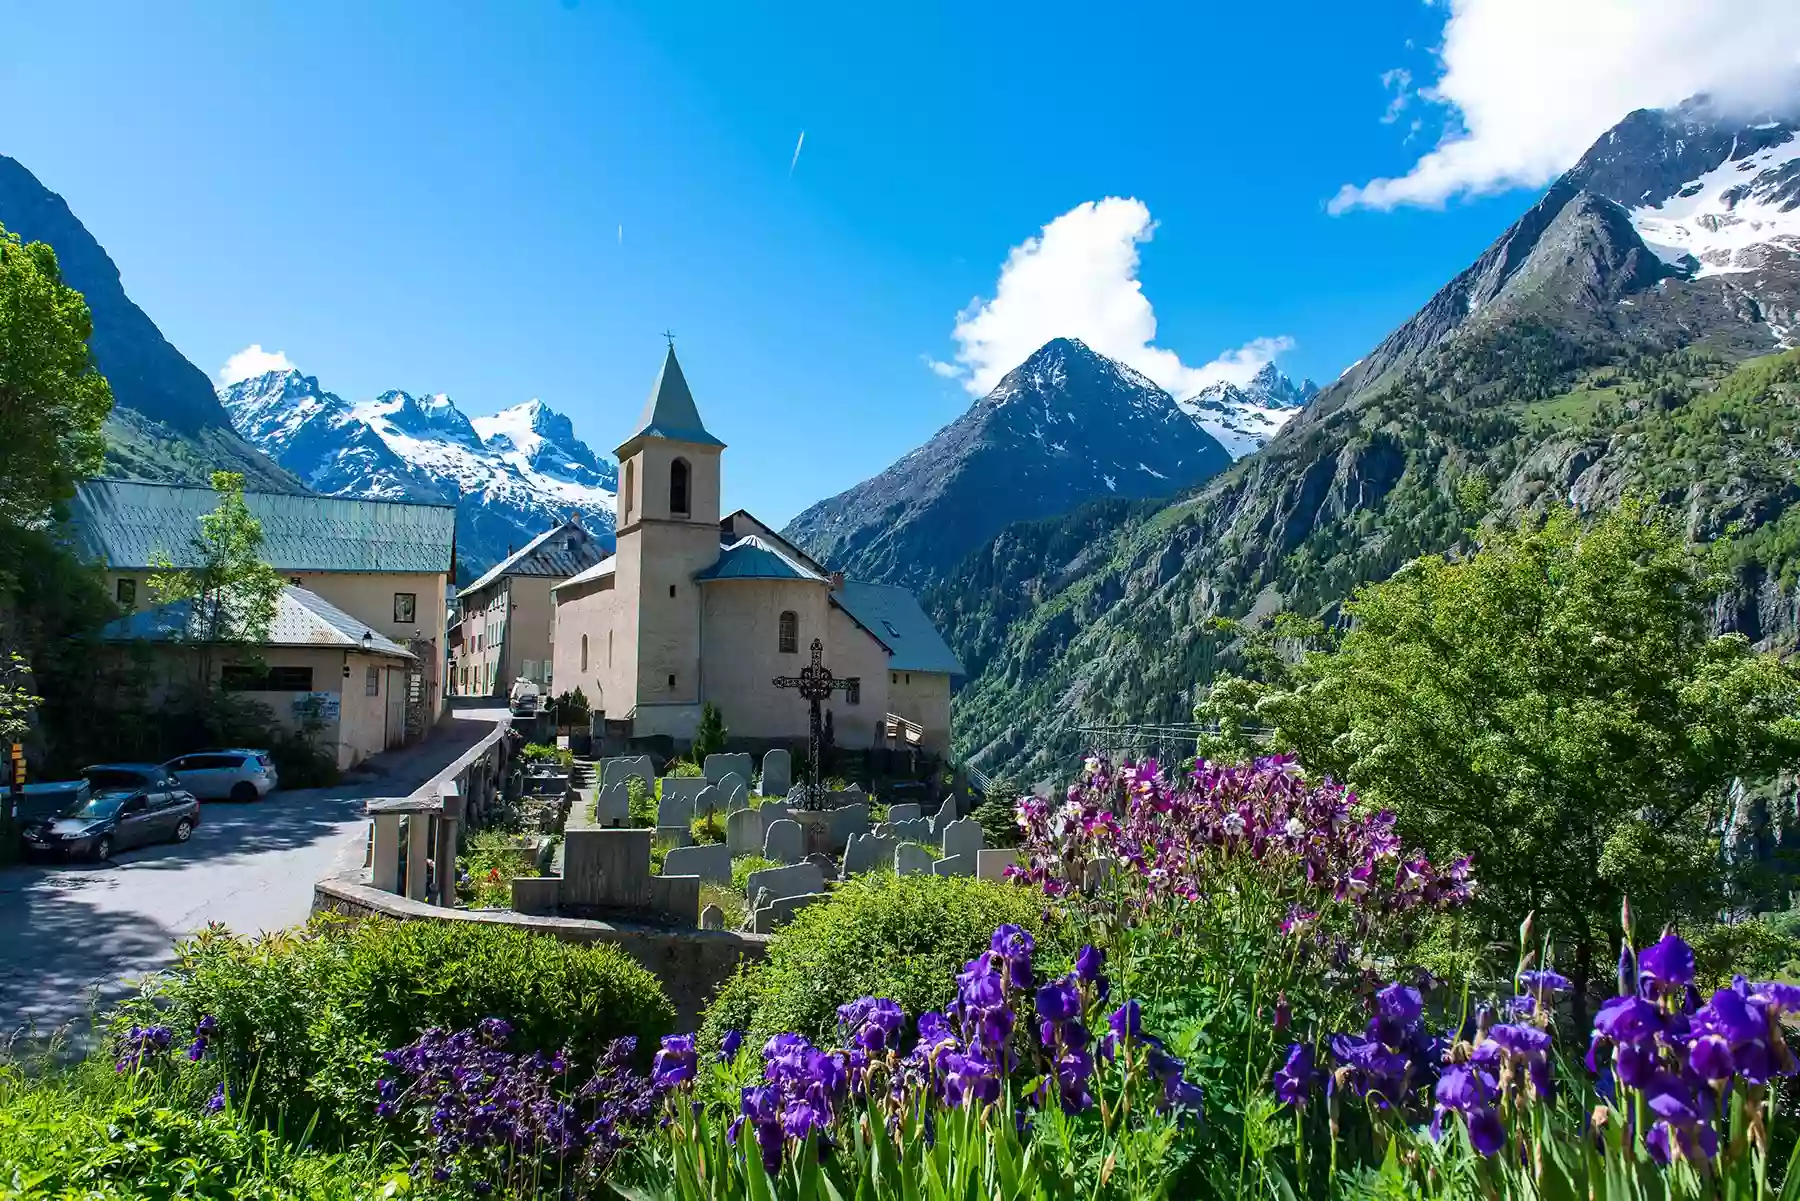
left=163, top=749, right=280, bottom=802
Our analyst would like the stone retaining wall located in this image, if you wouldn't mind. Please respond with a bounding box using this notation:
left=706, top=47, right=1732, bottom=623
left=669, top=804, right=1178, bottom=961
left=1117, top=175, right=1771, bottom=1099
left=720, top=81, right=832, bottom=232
left=312, top=872, right=770, bottom=1027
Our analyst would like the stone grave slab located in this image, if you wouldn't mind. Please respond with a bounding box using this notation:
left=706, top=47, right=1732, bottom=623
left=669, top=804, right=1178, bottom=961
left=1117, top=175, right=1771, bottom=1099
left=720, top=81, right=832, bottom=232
left=763, top=818, right=805, bottom=864
left=744, top=860, right=825, bottom=904
left=704, top=753, right=755, bottom=788
left=931, top=853, right=975, bottom=877
left=976, top=848, right=1019, bottom=882
left=693, top=784, right=723, bottom=819
left=700, top=904, right=724, bottom=930
left=726, top=806, right=765, bottom=857
left=594, top=782, right=630, bottom=827
left=662, top=842, right=732, bottom=884
left=894, top=843, right=934, bottom=876
left=885, top=802, right=922, bottom=824
left=941, top=817, right=985, bottom=859
left=929, top=794, right=958, bottom=834
left=751, top=891, right=825, bottom=934
left=760, top=749, right=791, bottom=797
left=842, top=832, right=897, bottom=877
left=888, top=817, right=932, bottom=845
left=656, top=825, right=693, bottom=848
left=600, top=755, right=654, bottom=791
left=722, top=779, right=749, bottom=813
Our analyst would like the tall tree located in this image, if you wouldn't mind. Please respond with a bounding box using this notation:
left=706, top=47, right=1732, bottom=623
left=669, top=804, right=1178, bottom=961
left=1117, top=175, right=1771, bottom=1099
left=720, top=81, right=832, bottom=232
left=1197, top=501, right=1800, bottom=1020
left=148, top=471, right=287, bottom=682
left=0, top=222, right=113, bottom=528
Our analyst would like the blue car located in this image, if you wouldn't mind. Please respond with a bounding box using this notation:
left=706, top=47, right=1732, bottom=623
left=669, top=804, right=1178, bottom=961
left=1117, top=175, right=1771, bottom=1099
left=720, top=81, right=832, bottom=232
left=19, top=764, right=200, bottom=861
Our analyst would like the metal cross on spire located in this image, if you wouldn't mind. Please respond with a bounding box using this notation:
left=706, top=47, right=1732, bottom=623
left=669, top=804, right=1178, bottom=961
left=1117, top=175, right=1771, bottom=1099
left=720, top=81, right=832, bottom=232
left=661, top=329, right=677, bottom=349
left=773, top=638, right=856, bottom=809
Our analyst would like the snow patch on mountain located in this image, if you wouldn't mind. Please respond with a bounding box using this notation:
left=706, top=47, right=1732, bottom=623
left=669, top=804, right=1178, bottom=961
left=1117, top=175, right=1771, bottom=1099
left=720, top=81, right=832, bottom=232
left=1628, top=127, right=1800, bottom=275
left=1177, top=363, right=1319, bottom=458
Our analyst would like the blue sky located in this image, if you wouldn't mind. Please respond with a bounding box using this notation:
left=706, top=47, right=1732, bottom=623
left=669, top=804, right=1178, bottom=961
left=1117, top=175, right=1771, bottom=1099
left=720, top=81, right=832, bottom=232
left=4, top=1, right=1792, bottom=524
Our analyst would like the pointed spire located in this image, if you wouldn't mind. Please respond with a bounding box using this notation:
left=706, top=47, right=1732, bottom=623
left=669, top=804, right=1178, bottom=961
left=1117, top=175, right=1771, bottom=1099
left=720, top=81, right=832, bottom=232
left=624, top=345, right=724, bottom=449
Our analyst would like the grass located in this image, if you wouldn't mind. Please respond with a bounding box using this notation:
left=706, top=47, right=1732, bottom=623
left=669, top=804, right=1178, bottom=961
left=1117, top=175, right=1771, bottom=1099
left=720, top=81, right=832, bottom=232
left=458, top=828, right=542, bottom=909
left=700, top=882, right=748, bottom=930
left=1519, top=384, right=1621, bottom=427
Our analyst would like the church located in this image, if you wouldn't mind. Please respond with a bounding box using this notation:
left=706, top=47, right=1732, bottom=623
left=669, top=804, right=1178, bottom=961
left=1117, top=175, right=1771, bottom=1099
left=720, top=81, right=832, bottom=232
left=549, top=347, right=963, bottom=757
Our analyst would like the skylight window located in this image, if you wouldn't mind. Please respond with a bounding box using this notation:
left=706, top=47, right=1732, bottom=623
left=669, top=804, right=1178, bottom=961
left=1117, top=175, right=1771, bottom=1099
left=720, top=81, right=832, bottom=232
left=882, top=620, right=902, bottom=638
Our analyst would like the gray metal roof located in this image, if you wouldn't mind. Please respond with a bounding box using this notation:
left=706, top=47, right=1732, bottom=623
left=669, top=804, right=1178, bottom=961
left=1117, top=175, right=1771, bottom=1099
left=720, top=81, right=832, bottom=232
left=694, top=535, right=827, bottom=583
left=460, top=520, right=605, bottom=596
left=66, top=480, right=456, bottom=574
left=101, top=585, right=415, bottom=658
left=831, top=581, right=964, bottom=677
left=553, top=555, right=616, bottom=593
left=622, top=347, right=724, bottom=448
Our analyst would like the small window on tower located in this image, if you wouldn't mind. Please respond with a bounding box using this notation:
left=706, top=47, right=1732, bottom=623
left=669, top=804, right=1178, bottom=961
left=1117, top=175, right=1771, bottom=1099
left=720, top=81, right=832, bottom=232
left=670, top=458, right=691, bottom=516
left=116, top=578, right=137, bottom=606
left=667, top=673, right=676, bottom=689
left=778, top=610, right=798, bottom=654
left=669, top=584, right=677, bottom=598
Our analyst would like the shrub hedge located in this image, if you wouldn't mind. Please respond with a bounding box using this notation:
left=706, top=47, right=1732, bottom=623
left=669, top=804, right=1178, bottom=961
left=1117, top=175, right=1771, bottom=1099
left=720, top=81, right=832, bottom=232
left=699, top=872, right=1063, bottom=1048
left=117, top=915, right=676, bottom=1139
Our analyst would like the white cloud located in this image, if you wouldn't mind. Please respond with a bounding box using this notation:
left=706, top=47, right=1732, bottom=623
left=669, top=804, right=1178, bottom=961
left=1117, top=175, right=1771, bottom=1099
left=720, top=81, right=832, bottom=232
left=218, top=344, right=296, bottom=385
left=1332, top=0, right=1800, bottom=213
left=937, top=197, right=1293, bottom=399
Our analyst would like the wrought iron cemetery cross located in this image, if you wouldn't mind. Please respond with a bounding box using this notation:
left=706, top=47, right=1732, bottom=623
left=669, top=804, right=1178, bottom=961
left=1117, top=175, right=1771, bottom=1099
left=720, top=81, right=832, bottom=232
left=773, top=638, right=855, bottom=808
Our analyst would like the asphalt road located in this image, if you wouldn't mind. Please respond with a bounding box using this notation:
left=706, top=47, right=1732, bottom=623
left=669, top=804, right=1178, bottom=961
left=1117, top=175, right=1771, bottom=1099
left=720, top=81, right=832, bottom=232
left=0, top=709, right=508, bottom=1043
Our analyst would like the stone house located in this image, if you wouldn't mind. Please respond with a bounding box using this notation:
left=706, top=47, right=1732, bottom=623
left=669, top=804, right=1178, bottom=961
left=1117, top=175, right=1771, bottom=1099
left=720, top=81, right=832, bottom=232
left=549, top=347, right=963, bottom=755
left=451, top=520, right=606, bottom=698
left=99, top=585, right=420, bottom=769
left=66, top=480, right=457, bottom=724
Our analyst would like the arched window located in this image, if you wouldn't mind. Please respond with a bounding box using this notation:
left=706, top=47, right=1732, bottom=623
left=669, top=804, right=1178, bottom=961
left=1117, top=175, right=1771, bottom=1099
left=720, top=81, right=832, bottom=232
left=580, top=634, right=589, bottom=672
left=669, top=458, right=690, bottom=516
left=778, top=610, right=798, bottom=654
left=622, top=460, right=636, bottom=523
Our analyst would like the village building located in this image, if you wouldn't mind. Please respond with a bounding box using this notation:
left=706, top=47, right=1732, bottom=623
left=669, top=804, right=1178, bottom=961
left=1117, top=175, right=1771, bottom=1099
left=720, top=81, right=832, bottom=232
left=450, top=520, right=607, bottom=698
left=549, top=347, right=963, bottom=756
left=99, top=585, right=421, bottom=769
left=65, top=480, right=458, bottom=724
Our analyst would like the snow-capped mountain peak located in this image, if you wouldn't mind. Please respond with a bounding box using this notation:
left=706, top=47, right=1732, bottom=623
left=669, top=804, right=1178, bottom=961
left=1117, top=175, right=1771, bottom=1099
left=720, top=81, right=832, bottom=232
left=220, top=371, right=617, bottom=582
left=1178, top=365, right=1319, bottom=459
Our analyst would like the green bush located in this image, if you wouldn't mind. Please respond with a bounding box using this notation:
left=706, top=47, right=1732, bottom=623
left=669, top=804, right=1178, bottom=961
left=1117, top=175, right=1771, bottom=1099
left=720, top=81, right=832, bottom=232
left=116, top=915, right=676, bottom=1140
left=699, top=873, right=1063, bottom=1049
left=690, top=810, right=724, bottom=845
left=521, top=742, right=574, bottom=769
left=627, top=776, right=656, bottom=827
left=667, top=759, right=703, bottom=779
left=1689, top=913, right=1800, bottom=990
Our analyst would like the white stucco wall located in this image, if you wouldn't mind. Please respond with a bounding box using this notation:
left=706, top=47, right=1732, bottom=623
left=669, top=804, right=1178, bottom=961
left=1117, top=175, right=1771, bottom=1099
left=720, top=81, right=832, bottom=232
left=886, top=669, right=954, bottom=756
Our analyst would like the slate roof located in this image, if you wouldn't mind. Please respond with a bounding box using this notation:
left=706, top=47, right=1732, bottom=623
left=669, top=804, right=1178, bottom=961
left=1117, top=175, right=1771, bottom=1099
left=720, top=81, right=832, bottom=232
left=553, top=556, right=616, bottom=593
left=832, top=581, right=965, bottom=677
left=66, top=480, right=456, bottom=574
left=693, top=535, right=828, bottom=583
left=623, top=347, right=724, bottom=448
left=460, top=521, right=606, bottom=597
left=101, top=585, right=415, bottom=659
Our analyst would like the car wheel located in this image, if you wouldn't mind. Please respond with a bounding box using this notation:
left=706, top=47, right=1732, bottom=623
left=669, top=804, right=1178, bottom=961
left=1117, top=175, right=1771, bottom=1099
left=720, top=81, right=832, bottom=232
left=174, top=818, right=193, bottom=843
left=94, top=836, right=112, bottom=862
left=230, top=782, right=257, bottom=803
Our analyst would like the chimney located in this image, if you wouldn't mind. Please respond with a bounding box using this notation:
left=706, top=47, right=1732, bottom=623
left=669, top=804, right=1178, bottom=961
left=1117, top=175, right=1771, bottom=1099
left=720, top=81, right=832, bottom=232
left=830, top=571, right=845, bottom=591
left=570, top=509, right=582, bottom=526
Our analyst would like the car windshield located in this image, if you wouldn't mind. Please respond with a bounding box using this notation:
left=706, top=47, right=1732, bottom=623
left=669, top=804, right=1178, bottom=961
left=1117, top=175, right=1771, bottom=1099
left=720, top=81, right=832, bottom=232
left=62, top=792, right=129, bottom=820
left=84, top=769, right=148, bottom=791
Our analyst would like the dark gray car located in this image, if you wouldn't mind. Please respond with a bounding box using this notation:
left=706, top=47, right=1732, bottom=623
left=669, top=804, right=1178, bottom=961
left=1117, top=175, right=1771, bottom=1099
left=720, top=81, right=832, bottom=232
left=19, top=764, right=201, bottom=861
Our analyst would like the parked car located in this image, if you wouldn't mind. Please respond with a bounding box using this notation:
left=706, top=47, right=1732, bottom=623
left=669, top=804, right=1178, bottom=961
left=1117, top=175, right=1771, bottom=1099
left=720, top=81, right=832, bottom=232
left=163, top=749, right=279, bottom=801
left=20, top=764, right=200, bottom=861
left=11, top=778, right=91, bottom=824
left=509, top=677, right=541, bottom=716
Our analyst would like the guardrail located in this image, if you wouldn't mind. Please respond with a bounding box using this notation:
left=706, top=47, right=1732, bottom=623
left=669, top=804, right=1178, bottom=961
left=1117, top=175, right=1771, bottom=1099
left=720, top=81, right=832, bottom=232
left=364, top=715, right=513, bottom=906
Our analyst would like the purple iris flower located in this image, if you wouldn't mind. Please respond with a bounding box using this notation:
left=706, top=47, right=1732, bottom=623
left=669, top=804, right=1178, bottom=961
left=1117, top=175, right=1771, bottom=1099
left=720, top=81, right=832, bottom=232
left=205, top=1083, right=226, bottom=1114
left=1518, top=969, right=1570, bottom=995
left=1109, top=1000, right=1144, bottom=1043
left=990, top=925, right=1035, bottom=990
left=1688, top=1034, right=1734, bottom=1084
left=1036, top=977, right=1083, bottom=1026
left=1376, top=984, right=1423, bottom=1026
left=1637, top=935, right=1696, bottom=994
left=719, top=1029, right=744, bottom=1062
left=652, top=1034, right=697, bottom=1091
left=1466, top=1107, right=1506, bottom=1157
left=1273, top=1044, right=1319, bottom=1106
left=477, top=1017, right=513, bottom=1046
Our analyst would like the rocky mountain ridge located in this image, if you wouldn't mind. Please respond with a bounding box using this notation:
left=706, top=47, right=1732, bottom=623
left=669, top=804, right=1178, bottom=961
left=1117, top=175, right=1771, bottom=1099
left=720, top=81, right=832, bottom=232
left=1179, top=362, right=1319, bottom=457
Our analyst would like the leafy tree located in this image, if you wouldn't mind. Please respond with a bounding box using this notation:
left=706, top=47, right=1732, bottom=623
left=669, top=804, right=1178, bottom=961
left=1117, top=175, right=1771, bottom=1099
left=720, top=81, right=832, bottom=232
left=147, top=471, right=286, bottom=683
left=1197, top=500, right=1800, bottom=1021
left=691, top=701, right=727, bottom=765
left=0, top=222, right=114, bottom=528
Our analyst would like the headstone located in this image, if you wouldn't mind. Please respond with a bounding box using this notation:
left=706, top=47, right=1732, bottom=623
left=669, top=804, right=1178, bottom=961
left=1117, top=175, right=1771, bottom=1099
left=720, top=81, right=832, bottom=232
left=663, top=842, right=732, bottom=884
left=872, top=821, right=893, bottom=839
left=700, top=903, right=724, bottom=930
left=885, top=803, right=922, bottom=824
left=928, top=794, right=958, bottom=834
left=693, top=784, right=723, bottom=819
left=763, top=818, right=805, bottom=864
left=560, top=828, right=652, bottom=908
left=661, top=776, right=711, bottom=816
left=744, top=861, right=826, bottom=904
left=726, top=806, right=766, bottom=857
left=941, top=817, right=985, bottom=859
left=889, top=817, right=933, bottom=845
left=828, top=803, right=871, bottom=848
left=895, top=843, right=934, bottom=876
left=722, top=778, right=749, bottom=813
left=656, top=825, right=693, bottom=848
left=760, top=749, right=792, bottom=797
left=704, top=753, right=755, bottom=788
left=842, top=832, right=898, bottom=877
left=976, top=848, right=1018, bottom=883
left=931, top=853, right=975, bottom=877
left=600, top=755, right=655, bottom=791
left=750, top=891, right=826, bottom=934
left=657, top=789, right=694, bottom=829
left=594, top=781, right=630, bottom=827
left=806, top=852, right=837, bottom=876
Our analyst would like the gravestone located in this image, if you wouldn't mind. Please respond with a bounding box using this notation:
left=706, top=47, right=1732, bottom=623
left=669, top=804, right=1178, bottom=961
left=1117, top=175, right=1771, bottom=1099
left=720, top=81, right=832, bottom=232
left=929, top=794, right=958, bottom=835
left=895, top=843, right=934, bottom=876
left=693, top=784, right=723, bottom=819
left=663, top=843, right=732, bottom=884
left=657, top=789, right=695, bottom=830
left=560, top=828, right=652, bottom=908
left=704, top=753, right=755, bottom=788
left=594, top=782, right=630, bottom=827
left=744, top=860, right=826, bottom=904
left=842, top=832, right=898, bottom=877
left=600, top=755, right=655, bottom=791
left=931, top=853, right=975, bottom=877
left=888, top=817, right=932, bottom=845
left=722, top=778, right=749, bottom=813
left=806, top=852, right=837, bottom=877
left=827, top=803, right=871, bottom=849
left=751, top=891, right=826, bottom=934
left=661, top=776, right=711, bottom=814
left=976, top=848, right=1018, bottom=883
left=763, top=818, right=805, bottom=864
left=656, top=825, right=693, bottom=848
left=941, top=817, right=985, bottom=859
left=760, top=749, right=791, bottom=797
left=726, top=806, right=765, bottom=857
left=700, top=904, right=724, bottom=930
left=885, top=802, right=922, bottom=824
